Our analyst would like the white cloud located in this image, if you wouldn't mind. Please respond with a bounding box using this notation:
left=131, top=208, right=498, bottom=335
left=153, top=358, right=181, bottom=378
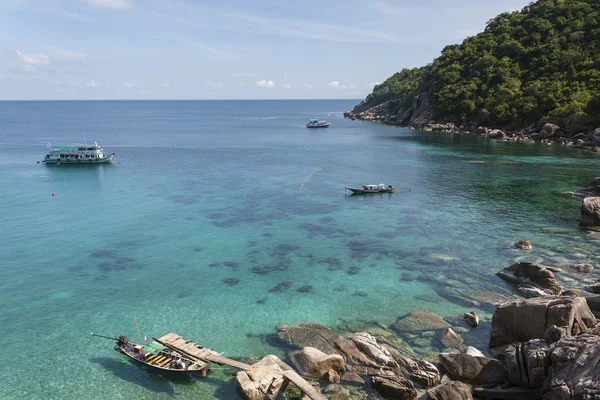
left=256, top=79, right=275, bottom=88
left=16, top=50, right=49, bottom=71
left=206, top=82, right=224, bottom=88
left=281, top=82, right=291, bottom=89
left=161, top=83, right=170, bottom=88
left=364, top=82, right=380, bottom=89
left=85, top=79, right=98, bottom=87
left=124, top=82, right=134, bottom=88
left=83, top=0, right=133, bottom=10
left=303, top=84, right=313, bottom=90
left=328, top=81, right=341, bottom=89
left=347, top=83, right=358, bottom=89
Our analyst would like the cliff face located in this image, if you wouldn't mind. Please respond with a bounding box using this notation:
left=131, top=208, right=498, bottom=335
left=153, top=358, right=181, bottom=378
left=346, top=0, right=600, bottom=135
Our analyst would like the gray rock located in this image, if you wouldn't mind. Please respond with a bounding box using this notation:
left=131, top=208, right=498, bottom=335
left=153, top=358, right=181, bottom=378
left=518, top=285, right=550, bottom=299
left=497, top=262, right=561, bottom=295
left=464, top=347, right=485, bottom=357
left=426, top=381, right=472, bottom=400
left=515, top=239, right=533, bottom=250
left=386, top=345, right=440, bottom=388
left=542, top=334, right=600, bottom=399
left=490, top=296, right=597, bottom=348
left=585, top=283, right=600, bottom=294
left=348, top=332, right=398, bottom=369
left=585, top=295, right=600, bottom=317
left=289, top=347, right=345, bottom=381
left=505, top=340, right=550, bottom=388
left=276, top=321, right=338, bottom=354
left=393, top=310, right=451, bottom=332
left=540, top=123, right=559, bottom=138
left=563, top=263, right=594, bottom=274
left=441, top=328, right=464, bottom=349
left=438, top=353, right=507, bottom=384
left=370, top=375, right=417, bottom=400
left=463, top=312, right=480, bottom=327
left=236, top=355, right=290, bottom=400
left=581, top=197, right=600, bottom=227
left=472, top=387, right=542, bottom=399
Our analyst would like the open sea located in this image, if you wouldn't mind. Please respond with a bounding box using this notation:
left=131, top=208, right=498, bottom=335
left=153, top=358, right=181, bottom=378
left=1, top=99, right=599, bottom=399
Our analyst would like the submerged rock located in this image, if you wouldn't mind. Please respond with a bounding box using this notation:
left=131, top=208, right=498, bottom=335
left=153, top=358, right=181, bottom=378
left=393, top=310, right=451, bottom=332
left=490, top=296, right=597, bottom=348
left=441, top=328, right=464, bottom=349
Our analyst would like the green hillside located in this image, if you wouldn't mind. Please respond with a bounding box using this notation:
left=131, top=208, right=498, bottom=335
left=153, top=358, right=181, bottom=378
left=355, top=0, right=600, bottom=132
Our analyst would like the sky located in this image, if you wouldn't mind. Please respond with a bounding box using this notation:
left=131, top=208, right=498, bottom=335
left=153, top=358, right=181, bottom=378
left=0, top=0, right=528, bottom=100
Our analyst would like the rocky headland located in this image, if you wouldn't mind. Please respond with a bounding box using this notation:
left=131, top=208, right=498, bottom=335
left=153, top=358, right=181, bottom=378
left=232, top=245, right=600, bottom=400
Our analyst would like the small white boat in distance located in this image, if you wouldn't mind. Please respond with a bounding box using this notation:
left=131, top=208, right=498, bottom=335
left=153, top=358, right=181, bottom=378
left=42, top=142, right=115, bottom=165
left=306, top=119, right=331, bottom=128
left=345, top=184, right=395, bottom=194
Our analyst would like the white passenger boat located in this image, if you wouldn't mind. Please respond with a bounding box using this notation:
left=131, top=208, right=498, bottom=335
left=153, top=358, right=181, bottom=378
left=306, top=119, right=331, bottom=128
left=42, top=142, right=115, bottom=165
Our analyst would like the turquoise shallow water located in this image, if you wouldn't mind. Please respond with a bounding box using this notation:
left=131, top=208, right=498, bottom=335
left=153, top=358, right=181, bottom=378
left=1, top=100, right=600, bottom=399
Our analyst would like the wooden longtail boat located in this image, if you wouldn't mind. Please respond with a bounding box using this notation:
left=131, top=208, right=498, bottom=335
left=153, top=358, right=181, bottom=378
left=345, top=184, right=395, bottom=194
left=93, top=333, right=209, bottom=375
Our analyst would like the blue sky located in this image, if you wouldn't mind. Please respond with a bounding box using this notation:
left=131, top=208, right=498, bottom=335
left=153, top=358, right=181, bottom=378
left=0, top=0, right=527, bottom=100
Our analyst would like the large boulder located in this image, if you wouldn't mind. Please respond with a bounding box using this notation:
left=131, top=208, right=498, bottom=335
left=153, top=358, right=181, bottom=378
left=426, top=381, right=473, bottom=400
left=542, top=334, right=600, bottom=399
left=370, top=375, right=416, bottom=400
left=581, top=196, right=600, bottom=226
left=540, top=123, right=559, bottom=138
left=289, top=347, right=344, bottom=382
left=497, top=262, right=561, bottom=294
left=385, top=345, right=440, bottom=388
left=276, top=321, right=339, bottom=354
left=236, top=355, right=290, bottom=400
left=505, top=340, right=550, bottom=388
left=348, top=332, right=398, bottom=369
left=586, top=295, right=600, bottom=318
left=438, top=353, right=507, bottom=384
left=490, top=296, right=597, bottom=348
left=393, top=310, right=451, bottom=332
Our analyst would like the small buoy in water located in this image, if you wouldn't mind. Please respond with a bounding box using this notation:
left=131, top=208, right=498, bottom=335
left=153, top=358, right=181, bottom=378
left=52, top=192, right=56, bottom=197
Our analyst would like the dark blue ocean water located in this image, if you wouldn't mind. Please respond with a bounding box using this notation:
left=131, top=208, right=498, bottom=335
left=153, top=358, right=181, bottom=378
left=1, top=100, right=599, bottom=399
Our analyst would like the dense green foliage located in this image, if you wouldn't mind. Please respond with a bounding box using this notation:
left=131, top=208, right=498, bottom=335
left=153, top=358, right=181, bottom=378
left=367, top=0, right=600, bottom=131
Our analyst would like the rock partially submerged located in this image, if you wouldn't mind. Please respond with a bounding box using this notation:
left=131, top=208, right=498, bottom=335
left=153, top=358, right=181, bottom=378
left=463, top=312, right=480, bottom=327
left=514, top=239, right=533, bottom=250
left=490, top=296, right=597, bottom=348
left=581, top=196, right=600, bottom=227
left=496, top=261, right=561, bottom=295
left=370, top=375, right=416, bottom=400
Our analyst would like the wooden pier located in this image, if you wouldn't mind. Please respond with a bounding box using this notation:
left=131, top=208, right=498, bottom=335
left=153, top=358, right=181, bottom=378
left=154, top=333, right=326, bottom=400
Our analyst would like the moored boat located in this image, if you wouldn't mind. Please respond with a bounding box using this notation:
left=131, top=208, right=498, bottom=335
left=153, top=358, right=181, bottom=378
left=93, top=333, right=209, bottom=375
left=345, top=184, right=395, bottom=194
left=42, top=142, right=115, bottom=165
left=306, top=119, right=331, bottom=128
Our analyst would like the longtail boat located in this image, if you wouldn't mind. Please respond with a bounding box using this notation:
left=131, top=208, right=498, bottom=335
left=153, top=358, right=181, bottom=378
left=93, top=333, right=209, bottom=375
left=345, top=184, right=395, bottom=194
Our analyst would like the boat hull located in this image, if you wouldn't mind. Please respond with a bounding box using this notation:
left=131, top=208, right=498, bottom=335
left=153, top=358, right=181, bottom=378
left=345, top=187, right=394, bottom=194
left=43, top=155, right=115, bottom=165
left=114, top=345, right=207, bottom=375
left=306, top=124, right=330, bottom=128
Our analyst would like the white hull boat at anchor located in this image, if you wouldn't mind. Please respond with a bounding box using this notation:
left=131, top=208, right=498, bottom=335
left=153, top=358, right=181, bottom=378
left=41, top=142, right=115, bottom=165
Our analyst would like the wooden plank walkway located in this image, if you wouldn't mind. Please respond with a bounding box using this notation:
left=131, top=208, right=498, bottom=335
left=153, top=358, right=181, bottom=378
left=154, top=333, right=326, bottom=400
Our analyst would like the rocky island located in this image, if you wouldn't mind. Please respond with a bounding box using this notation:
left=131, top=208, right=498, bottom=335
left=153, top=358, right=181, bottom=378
left=345, top=0, right=600, bottom=151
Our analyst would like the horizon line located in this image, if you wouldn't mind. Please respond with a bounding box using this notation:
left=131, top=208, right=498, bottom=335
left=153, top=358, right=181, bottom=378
left=0, top=98, right=363, bottom=102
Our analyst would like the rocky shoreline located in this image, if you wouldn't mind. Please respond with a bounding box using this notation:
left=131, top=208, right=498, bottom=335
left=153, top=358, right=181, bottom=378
left=343, top=103, right=600, bottom=153
left=228, top=183, right=600, bottom=400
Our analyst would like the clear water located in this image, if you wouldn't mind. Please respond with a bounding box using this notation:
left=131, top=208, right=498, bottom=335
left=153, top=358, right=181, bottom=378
left=1, top=100, right=599, bottom=399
